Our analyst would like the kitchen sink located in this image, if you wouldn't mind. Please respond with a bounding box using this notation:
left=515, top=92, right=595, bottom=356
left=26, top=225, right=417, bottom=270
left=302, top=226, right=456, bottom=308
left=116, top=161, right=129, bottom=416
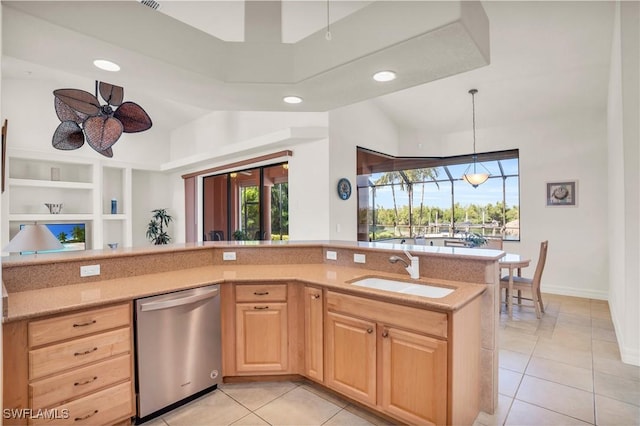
left=350, top=277, right=454, bottom=298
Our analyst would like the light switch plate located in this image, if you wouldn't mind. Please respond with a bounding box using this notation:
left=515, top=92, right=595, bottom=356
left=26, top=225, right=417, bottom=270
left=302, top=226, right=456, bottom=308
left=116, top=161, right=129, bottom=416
left=354, top=253, right=366, bottom=264
left=326, top=250, right=337, bottom=260
left=80, top=264, right=100, bottom=277
left=223, top=252, right=237, bottom=261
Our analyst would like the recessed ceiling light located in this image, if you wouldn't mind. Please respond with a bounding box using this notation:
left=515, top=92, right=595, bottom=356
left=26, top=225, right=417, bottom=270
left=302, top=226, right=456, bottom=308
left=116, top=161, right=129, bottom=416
left=93, top=59, right=121, bottom=72
left=373, top=70, right=396, bottom=82
left=283, top=96, right=303, bottom=104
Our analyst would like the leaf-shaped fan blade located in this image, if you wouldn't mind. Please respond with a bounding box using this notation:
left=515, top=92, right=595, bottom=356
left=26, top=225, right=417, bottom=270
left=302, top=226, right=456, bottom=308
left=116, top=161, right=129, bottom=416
left=99, top=82, right=124, bottom=106
left=113, top=102, right=152, bottom=133
left=97, top=147, right=114, bottom=158
left=84, top=116, right=123, bottom=152
left=53, top=89, right=100, bottom=116
left=54, top=97, right=88, bottom=124
left=52, top=121, right=84, bottom=150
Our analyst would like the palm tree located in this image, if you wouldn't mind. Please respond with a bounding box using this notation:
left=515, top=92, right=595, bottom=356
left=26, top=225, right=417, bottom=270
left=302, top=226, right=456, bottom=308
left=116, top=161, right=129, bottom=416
left=71, top=225, right=84, bottom=242
left=57, top=232, right=68, bottom=243
left=374, top=172, right=401, bottom=234
left=146, top=208, right=173, bottom=245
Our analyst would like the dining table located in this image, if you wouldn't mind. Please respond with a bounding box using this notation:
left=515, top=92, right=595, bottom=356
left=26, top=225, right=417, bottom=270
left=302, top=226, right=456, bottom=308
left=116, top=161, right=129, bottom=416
left=499, top=253, right=531, bottom=318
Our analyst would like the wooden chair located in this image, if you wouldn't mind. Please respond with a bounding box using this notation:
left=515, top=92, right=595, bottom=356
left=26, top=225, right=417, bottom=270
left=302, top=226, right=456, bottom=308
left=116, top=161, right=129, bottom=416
left=500, top=240, right=548, bottom=318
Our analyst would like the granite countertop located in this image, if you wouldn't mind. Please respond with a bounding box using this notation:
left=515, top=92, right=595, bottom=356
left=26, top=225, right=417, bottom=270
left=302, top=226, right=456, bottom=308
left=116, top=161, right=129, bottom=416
left=3, top=264, right=486, bottom=322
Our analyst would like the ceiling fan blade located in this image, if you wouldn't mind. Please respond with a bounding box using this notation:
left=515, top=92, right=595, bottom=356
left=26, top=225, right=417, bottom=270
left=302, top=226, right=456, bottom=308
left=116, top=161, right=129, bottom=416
left=84, top=116, right=123, bottom=152
left=53, top=89, right=100, bottom=115
left=113, top=102, right=152, bottom=133
left=99, top=82, right=124, bottom=106
left=52, top=121, right=85, bottom=150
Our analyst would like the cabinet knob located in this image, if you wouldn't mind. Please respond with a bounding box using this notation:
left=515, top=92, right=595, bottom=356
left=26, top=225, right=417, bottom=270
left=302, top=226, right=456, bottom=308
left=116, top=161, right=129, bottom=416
left=311, top=294, right=320, bottom=299
left=382, top=330, right=389, bottom=338
left=367, top=328, right=373, bottom=334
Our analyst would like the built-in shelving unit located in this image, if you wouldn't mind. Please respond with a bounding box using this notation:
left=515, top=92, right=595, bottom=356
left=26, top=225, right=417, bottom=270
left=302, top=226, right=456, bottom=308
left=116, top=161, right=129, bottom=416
left=2, top=149, right=134, bottom=251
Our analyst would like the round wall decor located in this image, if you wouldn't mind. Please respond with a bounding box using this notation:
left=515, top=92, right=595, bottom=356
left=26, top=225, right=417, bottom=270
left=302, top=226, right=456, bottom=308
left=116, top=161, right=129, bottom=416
left=337, top=178, right=352, bottom=200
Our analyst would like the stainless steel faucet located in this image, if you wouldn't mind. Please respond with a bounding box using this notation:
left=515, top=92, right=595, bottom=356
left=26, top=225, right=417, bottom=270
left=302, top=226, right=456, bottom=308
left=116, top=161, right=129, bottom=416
left=389, top=250, right=420, bottom=279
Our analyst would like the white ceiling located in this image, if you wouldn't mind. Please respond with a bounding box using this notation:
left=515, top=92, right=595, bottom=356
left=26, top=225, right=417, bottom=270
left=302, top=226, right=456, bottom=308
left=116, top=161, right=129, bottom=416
left=1, top=1, right=615, bottom=135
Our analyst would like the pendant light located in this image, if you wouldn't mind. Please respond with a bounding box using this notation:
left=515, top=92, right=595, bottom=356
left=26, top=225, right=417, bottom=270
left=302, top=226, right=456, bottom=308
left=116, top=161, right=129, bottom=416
left=462, top=89, right=490, bottom=188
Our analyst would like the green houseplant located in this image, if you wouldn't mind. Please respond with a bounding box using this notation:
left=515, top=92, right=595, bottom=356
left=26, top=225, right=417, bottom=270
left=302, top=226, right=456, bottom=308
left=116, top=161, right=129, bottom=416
left=146, top=208, right=173, bottom=245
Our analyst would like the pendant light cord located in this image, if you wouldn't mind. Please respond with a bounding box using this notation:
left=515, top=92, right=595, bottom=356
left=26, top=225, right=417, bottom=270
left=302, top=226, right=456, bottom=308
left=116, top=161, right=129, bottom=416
left=470, top=88, right=477, bottom=155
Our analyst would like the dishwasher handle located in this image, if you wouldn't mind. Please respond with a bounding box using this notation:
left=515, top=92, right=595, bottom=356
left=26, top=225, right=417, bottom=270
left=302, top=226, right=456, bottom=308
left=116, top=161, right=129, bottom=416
left=140, top=288, right=219, bottom=312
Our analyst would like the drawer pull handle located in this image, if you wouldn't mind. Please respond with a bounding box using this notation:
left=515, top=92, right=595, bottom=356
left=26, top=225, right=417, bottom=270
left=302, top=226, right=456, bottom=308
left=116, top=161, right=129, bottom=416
left=367, top=328, right=373, bottom=334
left=311, top=294, right=320, bottom=299
left=382, top=330, right=389, bottom=338
left=74, top=376, right=98, bottom=386
left=73, top=320, right=96, bottom=328
left=74, top=347, right=98, bottom=356
left=75, top=410, right=98, bottom=421
left=254, top=306, right=269, bottom=310
left=254, top=291, right=269, bottom=296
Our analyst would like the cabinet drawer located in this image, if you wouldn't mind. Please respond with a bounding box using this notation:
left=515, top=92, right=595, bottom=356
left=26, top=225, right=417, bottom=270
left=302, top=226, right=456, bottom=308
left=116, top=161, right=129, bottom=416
left=29, top=328, right=131, bottom=380
left=236, top=284, right=287, bottom=302
left=29, top=304, right=130, bottom=348
left=28, top=381, right=133, bottom=426
left=30, top=354, right=131, bottom=410
left=326, top=291, right=448, bottom=339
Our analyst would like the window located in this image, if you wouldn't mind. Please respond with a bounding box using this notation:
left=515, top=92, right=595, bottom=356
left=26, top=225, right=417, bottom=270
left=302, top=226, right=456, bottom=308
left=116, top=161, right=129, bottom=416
left=202, top=162, right=289, bottom=241
left=357, top=148, right=519, bottom=242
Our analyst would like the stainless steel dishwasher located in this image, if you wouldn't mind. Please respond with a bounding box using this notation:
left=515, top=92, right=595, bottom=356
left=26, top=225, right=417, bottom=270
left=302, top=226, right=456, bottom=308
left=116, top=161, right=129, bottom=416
left=135, top=284, right=221, bottom=422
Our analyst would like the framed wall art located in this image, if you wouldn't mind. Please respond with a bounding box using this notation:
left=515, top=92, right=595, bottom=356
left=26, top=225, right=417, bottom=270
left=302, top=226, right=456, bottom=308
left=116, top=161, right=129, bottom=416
left=546, top=180, right=577, bottom=207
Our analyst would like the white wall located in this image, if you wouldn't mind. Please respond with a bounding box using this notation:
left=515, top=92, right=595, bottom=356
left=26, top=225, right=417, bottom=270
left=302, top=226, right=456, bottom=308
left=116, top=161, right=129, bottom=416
left=168, top=110, right=330, bottom=242
left=132, top=170, right=172, bottom=246
left=327, top=101, right=401, bottom=241
left=607, top=1, right=639, bottom=366
left=394, top=110, right=610, bottom=301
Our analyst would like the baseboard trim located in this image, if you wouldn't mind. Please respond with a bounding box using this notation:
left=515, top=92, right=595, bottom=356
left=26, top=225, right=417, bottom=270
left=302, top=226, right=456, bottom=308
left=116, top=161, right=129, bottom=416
left=610, top=308, right=640, bottom=366
left=541, top=285, right=608, bottom=301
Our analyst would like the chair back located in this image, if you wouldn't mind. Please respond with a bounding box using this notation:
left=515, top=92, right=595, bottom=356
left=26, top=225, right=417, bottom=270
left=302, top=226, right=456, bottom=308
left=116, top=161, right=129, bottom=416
left=532, top=241, right=549, bottom=287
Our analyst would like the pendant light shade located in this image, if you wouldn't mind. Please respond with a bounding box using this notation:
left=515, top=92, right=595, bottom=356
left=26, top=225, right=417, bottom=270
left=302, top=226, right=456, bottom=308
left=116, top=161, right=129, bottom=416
left=462, top=89, right=490, bottom=188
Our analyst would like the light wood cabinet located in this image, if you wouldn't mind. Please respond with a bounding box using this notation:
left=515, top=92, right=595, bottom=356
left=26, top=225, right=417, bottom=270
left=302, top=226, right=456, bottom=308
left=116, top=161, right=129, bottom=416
left=3, top=302, right=135, bottom=426
left=325, top=291, right=449, bottom=425
left=325, top=310, right=376, bottom=405
left=232, top=283, right=290, bottom=374
left=381, top=326, right=447, bottom=425
left=235, top=302, right=288, bottom=373
left=304, top=286, right=323, bottom=382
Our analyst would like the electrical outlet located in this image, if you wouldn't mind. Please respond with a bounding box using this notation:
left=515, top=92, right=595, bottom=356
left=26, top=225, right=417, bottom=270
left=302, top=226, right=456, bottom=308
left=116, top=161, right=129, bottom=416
left=354, top=253, right=366, bottom=264
left=80, top=264, right=100, bottom=277
left=326, top=250, right=337, bottom=260
left=223, top=252, right=237, bottom=261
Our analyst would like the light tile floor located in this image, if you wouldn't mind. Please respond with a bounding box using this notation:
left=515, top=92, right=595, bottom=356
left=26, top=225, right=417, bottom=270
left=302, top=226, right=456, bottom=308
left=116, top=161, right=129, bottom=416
left=144, top=293, right=639, bottom=426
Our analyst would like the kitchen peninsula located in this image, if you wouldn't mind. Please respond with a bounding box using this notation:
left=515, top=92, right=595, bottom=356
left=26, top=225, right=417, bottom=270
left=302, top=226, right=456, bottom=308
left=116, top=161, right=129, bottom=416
left=2, top=241, right=503, bottom=426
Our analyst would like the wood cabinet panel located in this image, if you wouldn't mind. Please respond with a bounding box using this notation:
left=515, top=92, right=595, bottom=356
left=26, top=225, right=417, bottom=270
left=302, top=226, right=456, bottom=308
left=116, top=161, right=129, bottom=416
left=28, top=304, right=130, bottom=348
left=29, top=328, right=131, bottom=380
left=235, top=284, right=287, bottom=302
left=381, top=327, right=447, bottom=425
left=326, top=291, right=447, bottom=339
left=304, top=286, right=323, bottom=381
left=235, top=302, right=288, bottom=373
left=30, top=354, right=131, bottom=410
left=28, top=381, right=132, bottom=426
left=325, top=311, right=376, bottom=405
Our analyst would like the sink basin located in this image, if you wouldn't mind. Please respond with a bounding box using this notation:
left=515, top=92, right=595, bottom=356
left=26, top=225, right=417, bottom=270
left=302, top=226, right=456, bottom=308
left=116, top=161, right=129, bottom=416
left=350, top=277, right=454, bottom=298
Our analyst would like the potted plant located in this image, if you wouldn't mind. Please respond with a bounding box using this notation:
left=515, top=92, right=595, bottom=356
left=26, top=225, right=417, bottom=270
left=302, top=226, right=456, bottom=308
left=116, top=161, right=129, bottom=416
left=146, top=208, right=173, bottom=245
left=464, top=232, right=487, bottom=248
left=232, top=229, right=249, bottom=241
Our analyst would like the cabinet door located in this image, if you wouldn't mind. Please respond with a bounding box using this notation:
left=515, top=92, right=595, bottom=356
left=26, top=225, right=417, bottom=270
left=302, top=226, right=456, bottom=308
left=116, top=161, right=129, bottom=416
left=304, top=287, right=323, bottom=381
left=381, top=327, right=447, bottom=426
left=235, top=303, right=288, bottom=373
left=325, top=311, right=376, bottom=405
